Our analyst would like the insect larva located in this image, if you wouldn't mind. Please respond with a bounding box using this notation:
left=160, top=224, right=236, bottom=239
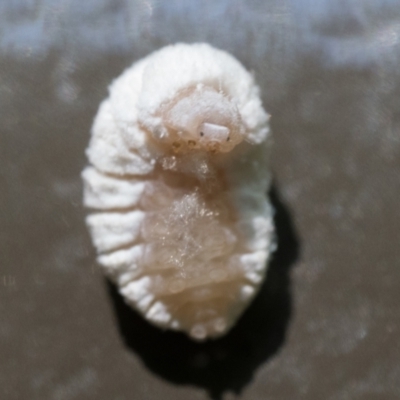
left=82, top=43, right=275, bottom=341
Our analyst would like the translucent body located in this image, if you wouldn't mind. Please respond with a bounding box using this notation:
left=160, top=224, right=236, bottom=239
left=83, top=43, right=275, bottom=340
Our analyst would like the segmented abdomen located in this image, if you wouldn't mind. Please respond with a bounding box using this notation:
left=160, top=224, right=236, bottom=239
left=83, top=44, right=275, bottom=340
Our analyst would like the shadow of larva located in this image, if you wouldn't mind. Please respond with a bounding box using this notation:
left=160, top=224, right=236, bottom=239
left=107, top=185, right=299, bottom=399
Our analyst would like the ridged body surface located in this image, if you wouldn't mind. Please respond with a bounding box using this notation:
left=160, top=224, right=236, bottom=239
left=83, top=43, right=275, bottom=340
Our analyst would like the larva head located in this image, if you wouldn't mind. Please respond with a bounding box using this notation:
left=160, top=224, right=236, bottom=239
left=163, top=86, right=245, bottom=153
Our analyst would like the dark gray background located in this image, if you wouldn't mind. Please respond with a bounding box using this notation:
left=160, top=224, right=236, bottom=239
left=1, top=1, right=400, bottom=399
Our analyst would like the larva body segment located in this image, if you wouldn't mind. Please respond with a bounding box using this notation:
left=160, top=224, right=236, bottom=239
left=83, top=43, right=275, bottom=340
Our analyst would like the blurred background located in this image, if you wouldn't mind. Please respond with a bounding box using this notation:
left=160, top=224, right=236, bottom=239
left=1, top=1, right=400, bottom=399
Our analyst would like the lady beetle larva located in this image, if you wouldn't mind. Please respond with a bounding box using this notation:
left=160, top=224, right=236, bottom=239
left=82, top=43, right=275, bottom=340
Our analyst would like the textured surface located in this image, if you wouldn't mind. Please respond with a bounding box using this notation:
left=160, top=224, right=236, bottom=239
left=1, top=0, right=400, bottom=399
left=83, top=43, right=274, bottom=340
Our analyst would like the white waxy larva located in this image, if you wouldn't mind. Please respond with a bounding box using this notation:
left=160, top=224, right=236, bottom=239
left=83, top=43, right=275, bottom=341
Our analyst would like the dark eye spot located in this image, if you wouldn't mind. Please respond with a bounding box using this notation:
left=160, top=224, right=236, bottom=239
left=200, top=132, right=204, bottom=137
left=227, top=137, right=230, bottom=142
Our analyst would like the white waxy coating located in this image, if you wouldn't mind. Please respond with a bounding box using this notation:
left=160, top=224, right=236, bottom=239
left=86, top=211, right=145, bottom=253
left=83, top=43, right=275, bottom=340
left=82, top=167, right=146, bottom=210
